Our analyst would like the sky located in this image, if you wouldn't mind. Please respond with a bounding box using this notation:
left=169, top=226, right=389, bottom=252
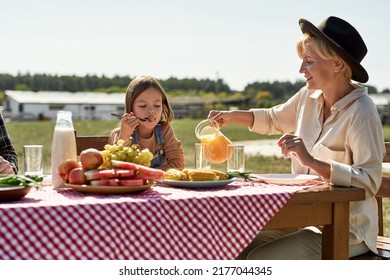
left=1, top=0, right=389, bottom=92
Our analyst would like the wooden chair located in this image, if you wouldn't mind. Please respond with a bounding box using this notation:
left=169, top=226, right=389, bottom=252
left=74, top=131, right=109, bottom=155
left=350, top=142, right=390, bottom=260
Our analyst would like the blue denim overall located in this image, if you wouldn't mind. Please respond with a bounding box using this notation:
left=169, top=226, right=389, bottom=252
left=132, top=124, right=166, bottom=168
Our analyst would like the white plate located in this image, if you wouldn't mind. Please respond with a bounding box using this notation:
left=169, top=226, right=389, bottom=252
left=161, top=178, right=235, bottom=189
left=254, top=174, right=319, bottom=185
left=65, top=183, right=152, bottom=194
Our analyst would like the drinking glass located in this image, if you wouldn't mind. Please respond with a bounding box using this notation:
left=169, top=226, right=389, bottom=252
left=227, top=144, right=245, bottom=172
left=194, top=143, right=211, bottom=169
left=23, top=145, right=43, bottom=176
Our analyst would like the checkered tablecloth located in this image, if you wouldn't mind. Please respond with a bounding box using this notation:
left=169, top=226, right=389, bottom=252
left=0, top=179, right=319, bottom=260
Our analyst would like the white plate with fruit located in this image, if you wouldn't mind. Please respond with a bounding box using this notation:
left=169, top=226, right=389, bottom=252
left=58, top=142, right=164, bottom=195
left=62, top=161, right=163, bottom=194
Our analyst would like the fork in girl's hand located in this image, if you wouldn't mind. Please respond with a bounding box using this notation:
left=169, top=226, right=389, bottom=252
left=110, top=113, right=147, bottom=122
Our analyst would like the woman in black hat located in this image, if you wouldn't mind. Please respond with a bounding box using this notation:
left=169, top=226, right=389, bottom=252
left=208, top=16, right=385, bottom=259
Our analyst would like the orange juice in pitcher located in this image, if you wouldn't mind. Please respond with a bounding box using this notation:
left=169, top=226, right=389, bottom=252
left=195, top=119, right=233, bottom=164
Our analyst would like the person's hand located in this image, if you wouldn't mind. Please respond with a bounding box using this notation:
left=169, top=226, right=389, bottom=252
left=277, top=134, right=314, bottom=167
left=207, top=110, right=231, bottom=127
left=0, top=157, right=15, bottom=174
left=119, top=112, right=140, bottom=140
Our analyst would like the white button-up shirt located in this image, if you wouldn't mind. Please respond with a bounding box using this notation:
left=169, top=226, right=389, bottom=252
left=250, top=85, right=385, bottom=253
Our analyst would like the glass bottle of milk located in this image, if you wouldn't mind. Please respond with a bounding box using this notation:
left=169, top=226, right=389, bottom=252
left=51, top=111, right=77, bottom=188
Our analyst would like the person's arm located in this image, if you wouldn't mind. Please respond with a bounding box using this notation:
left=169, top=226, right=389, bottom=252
left=0, top=114, right=18, bottom=174
left=209, top=88, right=306, bottom=135
left=208, top=110, right=254, bottom=128
left=277, top=133, right=331, bottom=180
left=160, top=125, right=184, bottom=170
left=331, top=115, right=384, bottom=196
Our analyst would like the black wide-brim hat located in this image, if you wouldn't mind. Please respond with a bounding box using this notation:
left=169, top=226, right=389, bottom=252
left=299, top=16, right=369, bottom=83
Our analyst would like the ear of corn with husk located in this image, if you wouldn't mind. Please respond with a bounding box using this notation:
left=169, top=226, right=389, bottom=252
left=211, top=169, right=228, bottom=180
left=163, top=168, right=228, bottom=181
left=184, top=169, right=217, bottom=181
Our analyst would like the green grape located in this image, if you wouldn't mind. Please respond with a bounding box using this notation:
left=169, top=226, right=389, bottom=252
left=125, top=155, right=133, bottom=162
left=101, top=150, right=110, bottom=157
left=111, top=154, right=118, bottom=161
left=140, top=149, right=153, bottom=162
left=118, top=153, right=126, bottom=161
left=109, top=145, right=118, bottom=153
left=101, top=139, right=154, bottom=168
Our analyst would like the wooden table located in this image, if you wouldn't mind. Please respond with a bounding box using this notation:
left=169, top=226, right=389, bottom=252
left=263, top=184, right=365, bottom=260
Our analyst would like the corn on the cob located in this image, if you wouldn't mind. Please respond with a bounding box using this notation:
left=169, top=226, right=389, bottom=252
left=185, top=169, right=217, bottom=181
left=164, top=168, right=187, bottom=181
left=211, top=169, right=228, bottom=180
left=164, top=168, right=228, bottom=181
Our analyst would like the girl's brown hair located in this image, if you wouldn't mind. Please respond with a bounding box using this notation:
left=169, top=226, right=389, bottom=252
left=125, top=75, right=174, bottom=124
left=109, top=76, right=174, bottom=144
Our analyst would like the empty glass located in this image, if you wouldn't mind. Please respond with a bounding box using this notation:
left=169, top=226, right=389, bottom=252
left=227, top=144, right=245, bottom=172
left=23, top=145, right=43, bottom=176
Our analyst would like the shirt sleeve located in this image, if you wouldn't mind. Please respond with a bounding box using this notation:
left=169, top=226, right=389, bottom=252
left=329, top=102, right=385, bottom=197
left=160, top=124, right=185, bottom=170
left=0, top=113, right=18, bottom=174
left=249, top=88, right=306, bottom=135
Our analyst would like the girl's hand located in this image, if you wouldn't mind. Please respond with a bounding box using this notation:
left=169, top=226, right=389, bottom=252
left=277, top=134, right=314, bottom=167
left=118, top=112, right=140, bottom=140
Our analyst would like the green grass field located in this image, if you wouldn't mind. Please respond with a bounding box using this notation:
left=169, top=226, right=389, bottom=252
left=5, top=119, right=390, bottom=237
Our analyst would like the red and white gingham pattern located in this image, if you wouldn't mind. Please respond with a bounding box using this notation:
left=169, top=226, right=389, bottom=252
left=0, top=180, right=315, bottom=260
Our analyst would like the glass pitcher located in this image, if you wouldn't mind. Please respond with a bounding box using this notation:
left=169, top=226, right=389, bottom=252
left=195, top=119, right=233, bottom=164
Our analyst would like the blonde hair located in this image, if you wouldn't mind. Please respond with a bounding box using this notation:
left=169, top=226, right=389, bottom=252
left=109, top=75, right=174, bottom=144
left=296, top=33, right=352, bottom=80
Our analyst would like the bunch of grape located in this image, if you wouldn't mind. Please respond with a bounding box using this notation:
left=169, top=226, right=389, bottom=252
left=101, top=139, right=154, bottom=168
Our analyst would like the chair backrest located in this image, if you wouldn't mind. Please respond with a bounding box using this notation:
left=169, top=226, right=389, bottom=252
left=377, top=142, right=390, bottom=236
left=74, top=131, right=109, bottom=155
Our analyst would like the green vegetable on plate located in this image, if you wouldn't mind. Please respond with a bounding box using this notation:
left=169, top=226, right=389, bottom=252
left=227, top=171, right=254, bottom=180
left=0, top=174, right=44, bottom=188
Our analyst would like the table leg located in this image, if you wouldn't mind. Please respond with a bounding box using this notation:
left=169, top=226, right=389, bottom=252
left=322, top=202, right=349, bottom=260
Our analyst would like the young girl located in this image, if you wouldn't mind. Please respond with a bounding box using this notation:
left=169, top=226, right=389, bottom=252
left=109, top=75, right=184, bottom=170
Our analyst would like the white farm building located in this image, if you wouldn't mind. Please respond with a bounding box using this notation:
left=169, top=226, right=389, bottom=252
left=3, top=90, right=125, bottom=120
left=2, top=90, right=232, bottom=121
left=4, top=90, right=388, bottom=122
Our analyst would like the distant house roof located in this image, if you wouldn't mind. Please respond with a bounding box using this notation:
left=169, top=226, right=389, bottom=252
left=4, top=90, right=125, bottom=105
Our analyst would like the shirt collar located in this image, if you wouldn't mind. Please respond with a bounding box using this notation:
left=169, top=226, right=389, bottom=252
left=309, top=85, right=368, bottom=111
